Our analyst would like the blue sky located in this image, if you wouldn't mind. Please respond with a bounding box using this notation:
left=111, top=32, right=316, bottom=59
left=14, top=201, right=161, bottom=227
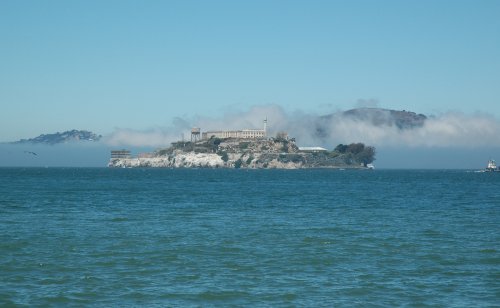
left=1, top=0, right=499, bottom=142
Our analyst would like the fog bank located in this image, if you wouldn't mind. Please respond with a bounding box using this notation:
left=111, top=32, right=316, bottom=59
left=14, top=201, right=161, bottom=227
left=105, top=105, right=500, bottom=148
left=3, top=105, right=499, bottom=168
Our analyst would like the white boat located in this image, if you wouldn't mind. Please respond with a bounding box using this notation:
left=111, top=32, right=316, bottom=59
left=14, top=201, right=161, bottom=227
left=485, top=159, right=499, bottom=172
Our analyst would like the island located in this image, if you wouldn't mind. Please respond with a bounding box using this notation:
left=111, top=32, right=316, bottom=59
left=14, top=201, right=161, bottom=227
left=11, top=130, right=101, bottom=145
left=108, top=123, right=375, bottom=169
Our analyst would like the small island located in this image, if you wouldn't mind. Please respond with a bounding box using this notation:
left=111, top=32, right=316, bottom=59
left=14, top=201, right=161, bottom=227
left=108, top=121, right=375, bottom=169
left=11, top=130, right=101, bottom=145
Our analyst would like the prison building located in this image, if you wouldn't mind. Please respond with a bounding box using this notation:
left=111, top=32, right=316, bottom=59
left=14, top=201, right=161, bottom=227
left=110, top=150, right=131, bottom=159
left=202, top=129, right=266, bottom=140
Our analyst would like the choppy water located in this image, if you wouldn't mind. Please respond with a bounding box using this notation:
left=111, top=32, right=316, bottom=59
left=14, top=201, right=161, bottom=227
left=0, top=168, right=499, bottom=306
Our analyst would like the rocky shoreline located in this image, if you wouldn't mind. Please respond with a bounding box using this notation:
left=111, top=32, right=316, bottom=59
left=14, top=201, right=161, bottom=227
left=108, top=137, right=375, bottom=169
left=108, top=152, right=369, bottom=169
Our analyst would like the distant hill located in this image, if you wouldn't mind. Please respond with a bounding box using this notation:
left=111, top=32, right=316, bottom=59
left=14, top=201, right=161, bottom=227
left=342, top=108, right=427, bottom=129
left=315, top=108, right=427, bottom=138
left=12, top=130, right=102, bottom=145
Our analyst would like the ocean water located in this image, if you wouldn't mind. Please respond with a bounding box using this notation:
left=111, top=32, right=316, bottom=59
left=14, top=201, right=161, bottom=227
left=0, top=168, right=499, bottom=307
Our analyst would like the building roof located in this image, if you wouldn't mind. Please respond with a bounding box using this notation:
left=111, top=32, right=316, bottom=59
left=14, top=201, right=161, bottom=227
left=298, top=146, right=328, bottom=152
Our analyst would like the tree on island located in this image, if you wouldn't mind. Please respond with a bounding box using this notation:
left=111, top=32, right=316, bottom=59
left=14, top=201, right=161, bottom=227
left=208, top=136, right=222, bottom=152
left=356, top=146, right=376, bottom=166
left=334, top=143, right=376, bottom=166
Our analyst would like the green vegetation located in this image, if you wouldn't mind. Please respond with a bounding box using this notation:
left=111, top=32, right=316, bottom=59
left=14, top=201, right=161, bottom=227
left=246, top=156, right=254, bottom=164
left=285, top=154, right=305, bottom=163
left=239, top=142, right=250, bottom=150
left=278, top=153, right=306, bottom=164
left=170, top=141, right=194, bottom=152
left=208, top=137, right=222, bottom=152
left=333, top=143, right=375, bottom=166
left=157, top=149, right=169, bottom=156
left=328, top=151, right=339, bottom=158
left=219, top=151, right=229, bottom=162
left=274, top=137, right=289, bottom=152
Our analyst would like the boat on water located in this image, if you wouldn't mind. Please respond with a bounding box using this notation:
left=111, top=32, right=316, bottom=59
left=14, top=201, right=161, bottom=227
left=485, top=159, right=500, bottom=172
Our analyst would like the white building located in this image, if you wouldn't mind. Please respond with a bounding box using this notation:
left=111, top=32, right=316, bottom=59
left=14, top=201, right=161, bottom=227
left=298, top=146, right=328, bottom=152
left=201, top=119, right=268, bottom=140
left=110, top=149, right=131, bottom=158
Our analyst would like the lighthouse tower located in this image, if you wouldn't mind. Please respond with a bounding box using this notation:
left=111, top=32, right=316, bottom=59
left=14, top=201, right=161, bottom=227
left=263, top=118, right=268, bottom=137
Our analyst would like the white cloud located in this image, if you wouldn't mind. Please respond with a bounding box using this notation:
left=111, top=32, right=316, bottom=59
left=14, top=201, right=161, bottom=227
left=312, top=112, right=500, bottom=147
left=104, top=127, right=183, bottom=147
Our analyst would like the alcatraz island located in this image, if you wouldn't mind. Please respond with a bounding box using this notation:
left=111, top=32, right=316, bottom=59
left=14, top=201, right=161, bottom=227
left=108, top=119, right=376, bottom=169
